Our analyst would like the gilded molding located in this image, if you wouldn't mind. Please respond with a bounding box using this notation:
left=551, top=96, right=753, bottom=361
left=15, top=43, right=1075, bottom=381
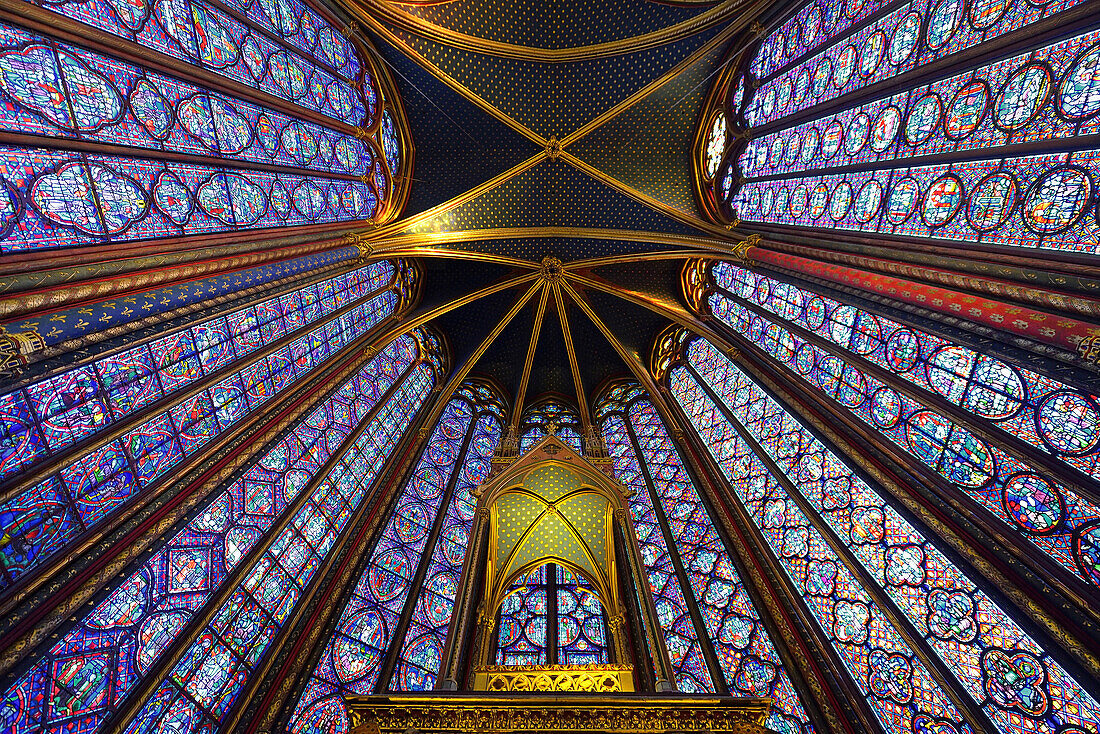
left=345, top=694, right=772, bottom=733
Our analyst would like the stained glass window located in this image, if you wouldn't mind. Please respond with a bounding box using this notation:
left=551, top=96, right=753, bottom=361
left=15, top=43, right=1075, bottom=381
left=0, top=262, right=402, bottom=589
left=704, top=261, right=1100, bottom=589
left=671, top=334, right=1100, bottom=734
left=495, top=565, right=550, bottom=666
left=556, top=566, right=608, bottom=666
left=288, top=382, right=503, bottom=732
left=0, top=332, right=428, bottom=734
left=0, top=0, right=404, bottom=254
left=518, top=399, right=584, bottom=453
left=123, top=342, right=438, bottom=733
left=598, top=384, right=813, bottom=733
left=702, top=0, right=1100, bottom=257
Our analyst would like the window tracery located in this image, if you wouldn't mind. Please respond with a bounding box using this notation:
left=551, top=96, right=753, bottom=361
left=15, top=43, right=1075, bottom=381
left=518, top=398, right=584, bottom=454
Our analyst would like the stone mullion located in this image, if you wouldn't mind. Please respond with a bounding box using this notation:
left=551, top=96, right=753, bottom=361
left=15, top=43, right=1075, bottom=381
left=619, top=410, right=730, bottom=694
left=745, top=0, right=1100, bottom=138
left=375, top=402, right=479, bottom=691
left=547, top=562, right=559, bottom=665
left=684, top=361, right=998, bottom=734
left=611, top=524, right=656, bottom=690
left=659, top=389, right=858, bottom=734
left=711, top=324, right=1100, bottom=681
left=437, top=494, right=490, bottom=689
left=724, top=286, right=1100, bottom=511
left=0, top=322, right=391, bottom=678
left=247, top=388, right=438, bottom=734
left=102, top=352, right=423, bottom=734
left=0, top=0, right=364, bottom=137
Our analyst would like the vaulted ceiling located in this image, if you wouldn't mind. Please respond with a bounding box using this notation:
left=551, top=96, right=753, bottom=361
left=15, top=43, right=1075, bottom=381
left=343, top=0, right=762, bottom=418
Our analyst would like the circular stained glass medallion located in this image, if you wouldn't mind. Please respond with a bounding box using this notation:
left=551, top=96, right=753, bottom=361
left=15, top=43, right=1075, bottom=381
left=886, top=177, right=921, bottom=224
left=801, top=127, right=820, bottom=164
left=995, top=64, right=1051, bottom=130
left=845, top=112, right=871, bottom=155
left=945, top=81, right=989, bottom=139
left=871, top=106, right=901, bottom=151
left=921, top=174, right=964, bottom=226
left=834, top=45, right=857, bottom=89
left=787, top=72, right=807, bottom=111
left=967, top=171, right=1016, bottom=231
left=821, top=120, right=844, bottom=158
left=871, top=387, right=902, bottom=428
left=905, top=94, right=943, bottom=145
left=890, top=13, right=922, bottom=65
left=790, top=184, right=810, bottom=217
left=926, top=0, right=963, bottom=50
left=1022, top=167, right=1091, bottom=233
left=1059, top=42, right=1100, bottom=120
left=830, top=181, right=854, bottom=220
left=853, top=180, right=883, bottom=222
left=812, top=58, right=833, bottom=98
left=859, top=31, right=887, bottom=78
left=1036, top=391, right=1100, bottom=455
left=784, top=131, right=802, bottom=166
left=1002, top=474, right=1063, bottom=534
left=885, top=328, right=920, bottom=371
left=809, top=183, right=830, bottom=219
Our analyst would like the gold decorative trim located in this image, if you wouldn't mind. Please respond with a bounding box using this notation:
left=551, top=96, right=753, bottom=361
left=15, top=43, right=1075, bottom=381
left=344, top=0, right=757, bottom=62
left=472, top=664, right=634, bottom=692
left=346, top=694, right=772, bottom=733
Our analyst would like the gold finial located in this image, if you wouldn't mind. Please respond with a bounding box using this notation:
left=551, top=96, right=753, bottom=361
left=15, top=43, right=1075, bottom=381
left=540, top=256, right=564, bottom=283
left=546, top=135, right=561, bottom=160
left=545, top=420, right=559, bottom=437
left=341, top=21, right=359, bottom=39
left=750, top=21, right=765, bottom=36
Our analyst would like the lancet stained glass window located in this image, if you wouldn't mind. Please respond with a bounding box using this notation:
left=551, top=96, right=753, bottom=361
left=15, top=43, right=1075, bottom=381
left=702, top=261, right=1100, bottom=588
left=495, top=565, right=550, bottom=666
left=0, top=262, right=403, bottom=590
left=124, top=340, right=438, bottom=733
left=670, top=334, right=1100, bottom=734
left=0, top=332, right=426, bottom=734
left=518, top=399, right=584, bottom=454
left=0, top=0, right=404, bottom=253
left=289, top=382, right=503, bottom=732
left=701, top=0, right=1100, bottom=257
left=598, top=384, right=814, bottom=733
